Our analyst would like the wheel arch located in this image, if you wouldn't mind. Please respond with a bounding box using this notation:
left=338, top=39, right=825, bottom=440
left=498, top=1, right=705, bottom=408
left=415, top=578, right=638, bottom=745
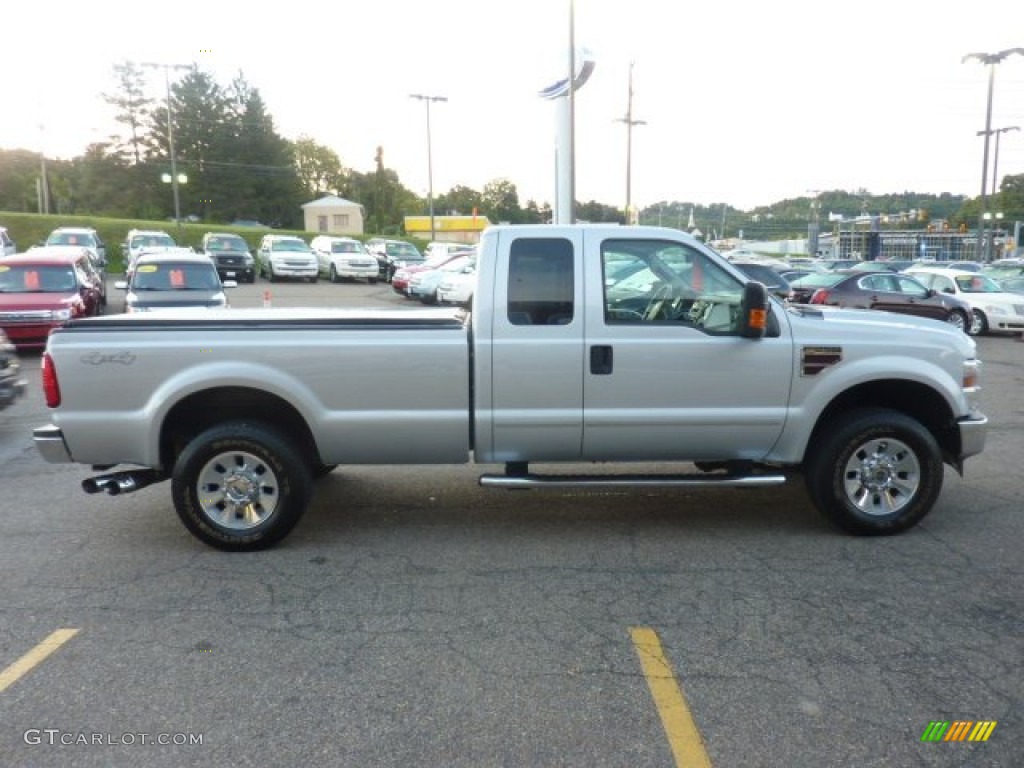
left=159, top=386, right=320, bottom=472
left=803, top=379, right=960, bottom=467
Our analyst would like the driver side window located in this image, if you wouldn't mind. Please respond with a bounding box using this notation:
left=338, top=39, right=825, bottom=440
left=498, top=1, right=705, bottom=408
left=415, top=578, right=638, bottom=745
left=601, top=239, right=743, bottom=333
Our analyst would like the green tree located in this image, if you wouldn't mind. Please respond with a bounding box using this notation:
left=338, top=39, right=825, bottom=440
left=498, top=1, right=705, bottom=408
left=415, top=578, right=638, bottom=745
left=481, top=178, right=522, bottom=224
left=293, top=136, right=347, bottom=198
left=103, top=61, right=152, bottom=166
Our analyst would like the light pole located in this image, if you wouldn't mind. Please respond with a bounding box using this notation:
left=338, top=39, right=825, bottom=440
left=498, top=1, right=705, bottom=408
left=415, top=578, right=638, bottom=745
left=142, top=61, right=191, bottom=235
left=615, top=61, right=646, bottom=225
left=963, top=48, right=1024, bottom=260
left=986, top=125, right=1020, bottom=198
left=409, top=93, right=447, bottom=242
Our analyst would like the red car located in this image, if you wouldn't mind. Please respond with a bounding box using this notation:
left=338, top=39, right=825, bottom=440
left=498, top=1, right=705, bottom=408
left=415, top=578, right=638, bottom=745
left=0, top=252, right=104, bottom=349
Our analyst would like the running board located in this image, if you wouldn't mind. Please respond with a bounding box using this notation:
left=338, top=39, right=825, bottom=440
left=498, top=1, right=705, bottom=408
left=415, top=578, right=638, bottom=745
left=478, top=472, right=787, bottom=489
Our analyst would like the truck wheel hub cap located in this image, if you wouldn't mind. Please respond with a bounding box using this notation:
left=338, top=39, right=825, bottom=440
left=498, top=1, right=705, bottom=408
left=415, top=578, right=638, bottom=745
left=197, top=450, right=280, bottom=530
left=843, top=438, right=920, bottom=516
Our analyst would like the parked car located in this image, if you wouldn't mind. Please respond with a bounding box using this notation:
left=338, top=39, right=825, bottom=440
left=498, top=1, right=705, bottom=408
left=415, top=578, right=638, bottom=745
left=310, top=236, right=378, bottom=284
left=201, top=232, right=256, bottom=284
left=392, top=250, right=473, bottom=297
left=123, top=229, right=177, bottom=274
left=790, top=270, right=979, bottom=334
left=0, top=226, right=15, bottom=257
left=409, top=254, right=476, bottom=304
left=907, top=266, right=1024, bottom=335
left=255, top=235, right=317, bottom=283
left=0, top=252, right=104, bottom=348
left=367, top=239, right=425, bottom=282
left=436, top=260, right=477, bottom=307
left=423, top=241, right=476, bottom=262
left=25, top=243, right=109, bottom=307
left=115, top=252, right=234, bottom=313
left=728, top=261, right=793, bottom=301
left=0, top=328, right=26, bottom=410
left=44, top=226, right=107, bottom=263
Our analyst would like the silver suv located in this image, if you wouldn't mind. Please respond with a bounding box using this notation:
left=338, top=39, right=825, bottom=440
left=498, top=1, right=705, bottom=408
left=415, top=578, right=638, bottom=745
left=256, top=235, right=317, bottom=283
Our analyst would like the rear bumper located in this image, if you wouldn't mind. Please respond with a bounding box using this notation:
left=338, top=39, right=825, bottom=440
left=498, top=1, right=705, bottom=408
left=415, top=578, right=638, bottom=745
left=34, top=424, right=73, bottom=463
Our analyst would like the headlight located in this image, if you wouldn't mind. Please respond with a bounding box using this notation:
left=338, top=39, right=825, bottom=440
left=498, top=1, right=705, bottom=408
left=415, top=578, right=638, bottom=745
left=51, top=308, right=72, bottom=321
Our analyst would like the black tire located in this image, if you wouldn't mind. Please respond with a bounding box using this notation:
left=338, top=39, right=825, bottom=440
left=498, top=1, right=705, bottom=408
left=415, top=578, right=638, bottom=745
left=368, top=278, right=378, bottom=285
left=969, top=309, right=987, bottom=336
left=329, top=265, right=339, bottom=284
left=805, top=407, right=943, bottom=535
left=171, top=421, right=312, bottom=551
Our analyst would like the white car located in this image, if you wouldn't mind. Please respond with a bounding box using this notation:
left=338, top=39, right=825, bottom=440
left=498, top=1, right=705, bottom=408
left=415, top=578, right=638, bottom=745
left=436, top=261, right=477, bottom=307
left=907, top=267, right=1024, bottom=335
left=256, top=235, right=317, bottom=283
left=409, top=254, right=475, bottom=304
left=123, top=229, right=176, bottom=274
left=310, top=236, right=378, bottom=284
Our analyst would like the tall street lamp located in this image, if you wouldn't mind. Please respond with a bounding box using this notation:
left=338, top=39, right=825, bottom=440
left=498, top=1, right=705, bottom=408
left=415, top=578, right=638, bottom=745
left=409, top=93, right=447, bottom=242
left=143, top=61, right=191, bottom=234
left=962, top=48, right=1024, bottom=260
left=985, top=125, right=1020, bottom=198
left=615, top=61, right=646, bottom=225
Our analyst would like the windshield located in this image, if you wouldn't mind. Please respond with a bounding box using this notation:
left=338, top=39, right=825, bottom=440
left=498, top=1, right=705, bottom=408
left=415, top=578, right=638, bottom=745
left=386, top=243, right=419, bottom=257
left=331, top=241, right=362, bottom=253
left=132, top=263, right=221, bottom=291
left=207, top=236, right=248, bottom=252
left=790, top=273, right=845, bottom=288
left=954, top=274, right=1002, bottom=293
left=46, top=231, right=97, bottom=247
left=271, top=239, right=311, bottom=252
left=0, top=264, right=78, bottom=293
left=132, top=234, right=175, bottom=249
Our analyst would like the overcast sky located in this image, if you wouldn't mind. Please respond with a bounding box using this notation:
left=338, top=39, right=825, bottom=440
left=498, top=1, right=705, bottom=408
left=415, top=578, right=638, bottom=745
left=4, top=0, right=1024, bottom=211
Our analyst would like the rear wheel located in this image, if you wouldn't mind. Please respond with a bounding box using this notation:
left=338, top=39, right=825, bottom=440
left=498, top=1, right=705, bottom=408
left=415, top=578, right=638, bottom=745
left=945, top=309, right=968, bottom=333
left=329, top=265, right=339, bottom=283
left=805, top=408, right=943, bottom=535
left=172, top=421, right=312, bottom=551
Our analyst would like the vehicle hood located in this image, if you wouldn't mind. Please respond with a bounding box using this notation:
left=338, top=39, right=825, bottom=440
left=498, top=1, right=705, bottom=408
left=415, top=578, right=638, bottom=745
left=127, top=291, right=226, bottom=310
left=0, top=293, right=78, bottom=311
left=784, top=304, right=976, bottom=357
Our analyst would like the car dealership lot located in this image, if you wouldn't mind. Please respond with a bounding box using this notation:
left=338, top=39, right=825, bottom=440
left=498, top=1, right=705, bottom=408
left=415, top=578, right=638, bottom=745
left=1, top=279, right=1021, bottom=767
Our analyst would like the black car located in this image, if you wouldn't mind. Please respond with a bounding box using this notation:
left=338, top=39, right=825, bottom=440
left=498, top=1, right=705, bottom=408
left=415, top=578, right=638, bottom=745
left=202, top=233, right=256, bottom=284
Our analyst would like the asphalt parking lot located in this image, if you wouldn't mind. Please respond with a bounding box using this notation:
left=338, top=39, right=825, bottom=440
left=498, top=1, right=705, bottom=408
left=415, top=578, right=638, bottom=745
left=1, top=278, right=1021, bottom=767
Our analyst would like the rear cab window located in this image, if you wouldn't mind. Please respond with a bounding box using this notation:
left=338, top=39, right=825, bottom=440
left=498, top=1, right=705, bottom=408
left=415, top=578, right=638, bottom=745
left=507, top=238, right=574, bottom=326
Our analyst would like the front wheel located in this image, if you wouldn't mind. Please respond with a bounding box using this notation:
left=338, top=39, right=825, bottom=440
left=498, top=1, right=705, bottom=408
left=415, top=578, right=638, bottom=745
left=171, top=421, right=312, bottom=551
left=805, top=408, right=943, bottom=535
left=969, top=309, right=986, bottom=336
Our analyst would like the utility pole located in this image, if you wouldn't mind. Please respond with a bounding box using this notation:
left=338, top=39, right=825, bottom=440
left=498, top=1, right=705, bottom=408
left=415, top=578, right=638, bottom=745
left=963, top=49, right=1024, bottom=260
left=409, top=93, right=448, bottom=242
left=142, top=61, right=192, bottom=234
left=615, top=62, right=646, bottom=224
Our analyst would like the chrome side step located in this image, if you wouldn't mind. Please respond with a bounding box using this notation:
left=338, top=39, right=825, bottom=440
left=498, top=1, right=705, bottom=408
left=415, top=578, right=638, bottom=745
left=479, top=472, right=787, bottom=489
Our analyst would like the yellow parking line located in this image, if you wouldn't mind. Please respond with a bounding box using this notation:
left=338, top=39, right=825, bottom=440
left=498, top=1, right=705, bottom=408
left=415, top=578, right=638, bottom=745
left=630, top=626, right=712, bottom=768
left=0, top=629, right=80, bottom=693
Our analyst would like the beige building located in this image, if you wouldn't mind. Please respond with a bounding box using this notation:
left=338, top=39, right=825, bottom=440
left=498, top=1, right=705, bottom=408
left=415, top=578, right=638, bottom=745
left=302, top=195, right=365, bottom=235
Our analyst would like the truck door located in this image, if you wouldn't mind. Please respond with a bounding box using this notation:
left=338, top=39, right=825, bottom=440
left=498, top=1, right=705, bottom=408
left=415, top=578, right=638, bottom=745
left=480, top=231, right=585, bottom=462
left=581, top=234, right=794, bottom=461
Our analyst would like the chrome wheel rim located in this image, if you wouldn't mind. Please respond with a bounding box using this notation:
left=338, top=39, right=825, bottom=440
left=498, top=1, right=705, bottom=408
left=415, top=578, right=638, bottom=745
left=197, top=450, right=279, bottom=530
left=946, top=312, right=965, bottom=332
left=969, top=310, right=984, bottom=335
left=842, top=438, right=920, bottom=516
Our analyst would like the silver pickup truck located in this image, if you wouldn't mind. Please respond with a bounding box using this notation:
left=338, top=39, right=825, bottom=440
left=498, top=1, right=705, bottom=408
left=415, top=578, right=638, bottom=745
left=34, top=225, right=987, bottom=550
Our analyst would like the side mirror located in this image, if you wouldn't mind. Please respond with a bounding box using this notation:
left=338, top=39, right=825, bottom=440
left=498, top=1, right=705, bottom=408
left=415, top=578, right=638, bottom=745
left=925, top=288, right=936, bottom=298
left=739, top=281, right=769, bottom=339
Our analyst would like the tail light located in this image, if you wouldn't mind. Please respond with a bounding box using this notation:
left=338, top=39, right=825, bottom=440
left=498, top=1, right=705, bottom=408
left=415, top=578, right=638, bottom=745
left=809, top=289, right=830, bottom=305
left=42, top=352, right=61, bottom=408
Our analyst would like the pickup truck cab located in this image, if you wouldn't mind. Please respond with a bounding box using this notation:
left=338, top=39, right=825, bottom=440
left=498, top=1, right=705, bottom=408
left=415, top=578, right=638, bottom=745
left=34, top=225, right=986, bottom=550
